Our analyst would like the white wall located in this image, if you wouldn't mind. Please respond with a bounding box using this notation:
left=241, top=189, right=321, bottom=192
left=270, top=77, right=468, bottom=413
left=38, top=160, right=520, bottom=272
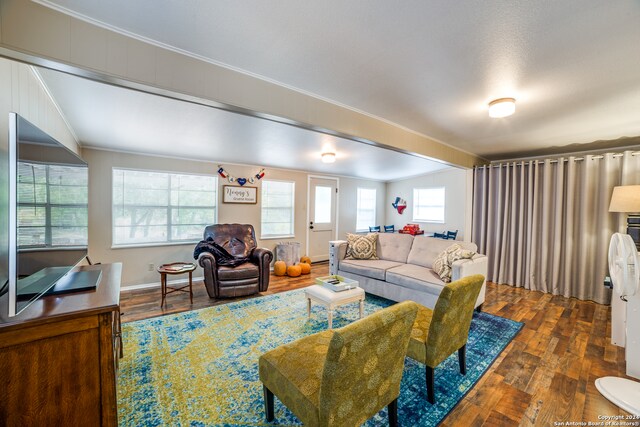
left=338, top=178, right=387, bottom=238
left=0, top=57, right=81, bottom=293
left=385, top=168, right=469, bottom=240
left=83, top=148, right=386, bottom=287
left=0, top=58, right=79, bottom=154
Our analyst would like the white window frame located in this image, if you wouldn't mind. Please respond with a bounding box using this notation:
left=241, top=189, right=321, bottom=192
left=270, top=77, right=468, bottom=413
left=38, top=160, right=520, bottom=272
left=412, top=187, right=445, bottom=223
left=111, top=167, right=218, bottom=248
left=355, top=188, right=377, bottom=232
left=261, top=179, right=296, bottom=239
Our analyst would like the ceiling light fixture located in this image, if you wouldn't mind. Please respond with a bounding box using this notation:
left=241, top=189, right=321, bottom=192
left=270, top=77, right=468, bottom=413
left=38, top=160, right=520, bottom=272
left=321, top=152, right=336, bottom=163
left=488, top=98, right=516, bottom=118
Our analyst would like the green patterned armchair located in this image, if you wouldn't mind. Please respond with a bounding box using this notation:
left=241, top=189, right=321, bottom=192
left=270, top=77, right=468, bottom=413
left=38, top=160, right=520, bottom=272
left=259, top=300, right=419, bottom=426
left=407, top=274, right=484, bottom=404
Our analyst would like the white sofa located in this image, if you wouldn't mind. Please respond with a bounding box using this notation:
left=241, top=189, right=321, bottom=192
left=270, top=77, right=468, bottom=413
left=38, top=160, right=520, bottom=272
left=329, top=234, right=487, bottom=310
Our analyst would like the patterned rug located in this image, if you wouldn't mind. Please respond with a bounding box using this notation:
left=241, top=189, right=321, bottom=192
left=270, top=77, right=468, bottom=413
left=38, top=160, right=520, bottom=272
left=118, top=289, right=522, bottom=426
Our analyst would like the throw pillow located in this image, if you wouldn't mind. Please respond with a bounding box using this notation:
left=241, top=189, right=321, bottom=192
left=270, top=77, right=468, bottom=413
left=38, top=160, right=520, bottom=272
left=345, top=233, right=379, bottom=260
left=433, top=243, right=476, bottom=282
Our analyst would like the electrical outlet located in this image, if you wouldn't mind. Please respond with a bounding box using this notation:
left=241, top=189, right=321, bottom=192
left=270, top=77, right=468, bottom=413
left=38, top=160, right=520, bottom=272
left=148, top=263, right=154, bottom=271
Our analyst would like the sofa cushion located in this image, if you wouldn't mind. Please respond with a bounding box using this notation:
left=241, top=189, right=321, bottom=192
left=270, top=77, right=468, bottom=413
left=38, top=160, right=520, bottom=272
left=376, top=233, right=415, bottom=263
left=407, top=237, right=478, bottom=269
left=217, top=262, right=259, bottom=280
left=386, top=264, right=445, bottom=296
left=339, top=259, right=404, bottom=281
left=345, top=233, right=379, bottom=260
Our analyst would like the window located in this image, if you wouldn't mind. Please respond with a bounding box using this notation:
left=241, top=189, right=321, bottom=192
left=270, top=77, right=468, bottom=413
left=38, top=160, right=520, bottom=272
left=314, top=186, right=332, bottom=224
left=356, top=188, right=377, bottom=231
left=413, top=187, right=445, bottom=223
left=261, top=180, right=295, bottom=238
left=112, top=169, right=217, bottom=246
left=17, top=162, right=88, bottom=247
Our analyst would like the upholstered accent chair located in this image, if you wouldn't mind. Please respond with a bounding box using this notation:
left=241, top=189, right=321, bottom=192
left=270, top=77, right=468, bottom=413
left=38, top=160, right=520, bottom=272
left=407, top=274, right=484, bottom=404
left=197, top=224, right=273, bottom=298
left=259, top=301, right=419, bottom=427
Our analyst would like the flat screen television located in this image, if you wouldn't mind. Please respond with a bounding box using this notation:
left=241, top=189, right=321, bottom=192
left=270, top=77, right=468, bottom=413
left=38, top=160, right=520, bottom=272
left=2, top=113, right=97, bottom=317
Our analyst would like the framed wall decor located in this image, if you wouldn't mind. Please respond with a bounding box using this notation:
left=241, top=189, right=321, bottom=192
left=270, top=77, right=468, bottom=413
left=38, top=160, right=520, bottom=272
left=223, top=185, right=258, bottom=204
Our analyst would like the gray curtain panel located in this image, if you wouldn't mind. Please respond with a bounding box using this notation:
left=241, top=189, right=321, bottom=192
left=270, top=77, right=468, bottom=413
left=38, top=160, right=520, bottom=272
left=472, top=151, right=640, bottom=304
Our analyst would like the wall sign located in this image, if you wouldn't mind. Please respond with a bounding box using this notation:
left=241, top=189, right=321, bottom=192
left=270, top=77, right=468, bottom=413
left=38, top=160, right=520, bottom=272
left=223, top=185, right=257, bottom=204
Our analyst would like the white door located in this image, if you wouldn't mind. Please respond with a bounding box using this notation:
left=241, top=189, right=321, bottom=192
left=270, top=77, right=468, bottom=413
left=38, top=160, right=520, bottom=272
left=308, top=177, right=337, bottom=262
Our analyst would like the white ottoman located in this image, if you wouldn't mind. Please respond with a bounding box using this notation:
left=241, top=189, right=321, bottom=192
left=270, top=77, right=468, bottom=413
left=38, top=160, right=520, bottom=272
left=304, top=285, right=365, bottom=329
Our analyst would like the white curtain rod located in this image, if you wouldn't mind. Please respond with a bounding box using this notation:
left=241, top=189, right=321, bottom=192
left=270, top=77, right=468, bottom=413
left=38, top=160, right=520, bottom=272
left=480, top=151, right=640, bottom=169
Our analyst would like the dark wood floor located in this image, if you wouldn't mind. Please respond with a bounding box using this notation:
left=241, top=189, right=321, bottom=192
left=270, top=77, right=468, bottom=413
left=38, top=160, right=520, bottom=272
left=120, top=263, right=631, bottom=425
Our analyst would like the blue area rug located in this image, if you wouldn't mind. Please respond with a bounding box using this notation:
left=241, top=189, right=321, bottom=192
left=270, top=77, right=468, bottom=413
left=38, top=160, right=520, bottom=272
left=118, top=289, right=522, bottom=426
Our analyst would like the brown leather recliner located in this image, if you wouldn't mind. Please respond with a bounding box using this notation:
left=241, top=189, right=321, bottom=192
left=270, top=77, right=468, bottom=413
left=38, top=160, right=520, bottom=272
left=197, top=224, right=273, bottom=298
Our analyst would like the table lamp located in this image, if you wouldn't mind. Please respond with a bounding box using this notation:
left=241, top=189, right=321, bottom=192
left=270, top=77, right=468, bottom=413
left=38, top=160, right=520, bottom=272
left=609, top=185, right=640, bottom=250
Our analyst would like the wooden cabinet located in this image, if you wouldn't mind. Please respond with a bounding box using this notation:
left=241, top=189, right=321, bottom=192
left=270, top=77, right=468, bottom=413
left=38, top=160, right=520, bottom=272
left=0, top=263, right=122, bottom=426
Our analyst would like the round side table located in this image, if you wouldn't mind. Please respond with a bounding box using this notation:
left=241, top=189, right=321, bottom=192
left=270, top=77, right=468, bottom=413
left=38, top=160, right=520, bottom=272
left=157, top=262, right=197, bottom=307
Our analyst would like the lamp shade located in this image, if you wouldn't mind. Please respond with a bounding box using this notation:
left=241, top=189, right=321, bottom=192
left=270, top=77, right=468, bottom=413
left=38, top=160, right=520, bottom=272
left=609, top=185, right=640, bottom=213
left=488, top=98, right=516, bottom=118
left=321, top=152, right=336, bottom=163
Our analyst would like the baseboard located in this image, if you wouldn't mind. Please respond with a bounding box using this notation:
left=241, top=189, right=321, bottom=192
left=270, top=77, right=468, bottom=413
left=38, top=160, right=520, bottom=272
left=121, top=276, right=204, bottom=292
left=121, top=261, right=327, bottom=291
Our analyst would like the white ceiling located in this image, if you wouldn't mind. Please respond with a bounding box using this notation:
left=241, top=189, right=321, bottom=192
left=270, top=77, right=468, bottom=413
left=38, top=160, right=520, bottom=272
left=38, top=0, right=640, bottom=159
left=37, top=67, right=450, bottom=181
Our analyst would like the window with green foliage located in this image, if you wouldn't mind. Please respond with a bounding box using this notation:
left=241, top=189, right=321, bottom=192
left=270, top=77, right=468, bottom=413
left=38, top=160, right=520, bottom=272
left=112, top=169, right=217, bottom=246
left=17, top=162, right=88, bottom=247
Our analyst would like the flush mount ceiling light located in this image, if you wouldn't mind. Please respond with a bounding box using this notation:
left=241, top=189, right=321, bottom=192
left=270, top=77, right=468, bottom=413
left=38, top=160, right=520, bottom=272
left=488, top=98, right=516, bottom=118
left=321, top=152, right=336, bottom=163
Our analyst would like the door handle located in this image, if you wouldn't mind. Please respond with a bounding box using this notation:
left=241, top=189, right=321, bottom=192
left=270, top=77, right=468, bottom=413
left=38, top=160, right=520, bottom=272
left=310, top=225, right=314, bottom=230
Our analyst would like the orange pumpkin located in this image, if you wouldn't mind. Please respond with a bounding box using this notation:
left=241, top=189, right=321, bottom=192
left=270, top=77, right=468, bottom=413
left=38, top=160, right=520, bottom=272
left=300, top=256, right=312, bottom=264
left=299, top=262, right=311, bottom=274
left=287, top=264, right=302, bottom=277
left=274, top=260, right=287, bottom=276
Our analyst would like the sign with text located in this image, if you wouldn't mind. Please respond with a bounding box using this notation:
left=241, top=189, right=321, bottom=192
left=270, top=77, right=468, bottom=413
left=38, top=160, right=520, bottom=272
left=223, top=185, right=257, bottom=204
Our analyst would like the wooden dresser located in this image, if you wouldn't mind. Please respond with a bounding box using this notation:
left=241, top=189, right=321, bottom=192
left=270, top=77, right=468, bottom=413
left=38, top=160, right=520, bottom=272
left=0, top=263, right=122, bottom=426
